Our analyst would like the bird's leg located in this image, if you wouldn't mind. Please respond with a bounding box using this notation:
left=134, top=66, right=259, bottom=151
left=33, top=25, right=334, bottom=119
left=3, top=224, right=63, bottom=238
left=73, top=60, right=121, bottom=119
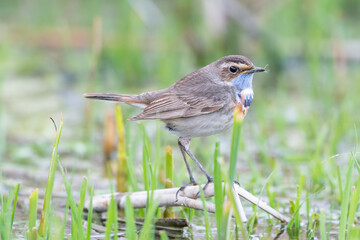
left=178, top=144, right=197, bottom=185
left=176, top=137, right=197, bottom=199
left=178, top=137, right=214, bottom=196
left=184, top=148, right=214, bottom=196
left=184, top=149, right=213, bottom=183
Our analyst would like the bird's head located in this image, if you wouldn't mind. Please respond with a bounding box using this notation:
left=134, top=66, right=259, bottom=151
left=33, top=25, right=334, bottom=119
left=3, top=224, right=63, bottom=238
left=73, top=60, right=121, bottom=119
left=212, top=55, right=266, bottom=107
left=213, top=55, right=265, bottom=89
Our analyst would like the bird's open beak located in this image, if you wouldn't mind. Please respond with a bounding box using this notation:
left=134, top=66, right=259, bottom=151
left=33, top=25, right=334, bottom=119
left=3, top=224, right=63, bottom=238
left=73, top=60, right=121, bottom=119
left=248, top=66, right=266, bottom=73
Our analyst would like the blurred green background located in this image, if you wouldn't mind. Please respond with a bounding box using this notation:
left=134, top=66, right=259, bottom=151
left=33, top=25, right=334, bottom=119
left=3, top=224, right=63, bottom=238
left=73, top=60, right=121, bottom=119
left=1, top=0, right=360, bottom=238
left=1, top=0, right=360, bottom=207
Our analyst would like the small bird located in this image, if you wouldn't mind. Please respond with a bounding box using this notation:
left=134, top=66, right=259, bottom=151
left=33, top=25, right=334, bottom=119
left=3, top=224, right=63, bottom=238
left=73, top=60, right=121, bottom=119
left=85, top=55, right=265, bottom=192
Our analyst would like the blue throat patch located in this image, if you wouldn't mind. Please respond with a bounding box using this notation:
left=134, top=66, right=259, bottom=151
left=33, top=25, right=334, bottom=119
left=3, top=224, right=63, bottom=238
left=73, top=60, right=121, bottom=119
left=232, top=73, right=254, bottom=91
left=232, top=73, right=254, bottom=107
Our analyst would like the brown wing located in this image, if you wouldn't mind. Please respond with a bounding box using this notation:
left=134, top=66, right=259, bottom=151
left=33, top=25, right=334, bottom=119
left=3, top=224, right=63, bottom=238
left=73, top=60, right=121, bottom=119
left=129, top=83, right=232, bottom=120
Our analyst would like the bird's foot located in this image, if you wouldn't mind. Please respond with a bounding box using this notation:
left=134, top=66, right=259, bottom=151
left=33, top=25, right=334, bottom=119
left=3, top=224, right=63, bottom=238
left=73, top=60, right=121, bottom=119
left=195, top=176, right=214, bottom=198
left=234, top=180, right=241, bottom=186
left=176, top=178, right=197, bottom=201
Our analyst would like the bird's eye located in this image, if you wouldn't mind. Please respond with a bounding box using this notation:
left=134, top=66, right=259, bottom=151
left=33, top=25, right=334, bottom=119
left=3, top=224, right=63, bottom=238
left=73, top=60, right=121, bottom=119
left=229, top=66, right=238, bottom=73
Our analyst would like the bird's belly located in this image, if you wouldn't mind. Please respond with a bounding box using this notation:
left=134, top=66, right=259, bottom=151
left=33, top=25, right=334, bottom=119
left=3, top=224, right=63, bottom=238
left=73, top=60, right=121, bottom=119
left=163, top=106, right=237, bottom=138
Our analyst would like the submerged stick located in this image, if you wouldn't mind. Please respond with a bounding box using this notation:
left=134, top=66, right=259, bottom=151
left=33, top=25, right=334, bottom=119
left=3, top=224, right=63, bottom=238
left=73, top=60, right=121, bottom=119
left=84, top=183, right=288, bottom=223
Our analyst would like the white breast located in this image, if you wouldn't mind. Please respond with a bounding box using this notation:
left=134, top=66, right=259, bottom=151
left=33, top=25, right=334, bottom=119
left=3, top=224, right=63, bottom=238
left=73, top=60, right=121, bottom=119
left=163, top=105, right=236, bottom=138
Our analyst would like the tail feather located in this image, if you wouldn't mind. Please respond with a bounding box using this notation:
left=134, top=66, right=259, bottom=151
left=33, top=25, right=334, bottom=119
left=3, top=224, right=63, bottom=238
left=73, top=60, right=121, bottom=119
left=84, top=93, right=148, bottom=109
left=84, top=93, right=125, bottom=101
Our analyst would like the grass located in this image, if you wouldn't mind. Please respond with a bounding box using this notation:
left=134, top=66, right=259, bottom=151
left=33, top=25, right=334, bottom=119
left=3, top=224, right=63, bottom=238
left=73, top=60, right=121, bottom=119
left=2, top=81, right=360, bottom=239
left=0, top=184, right=19, bottom=240
left=38, top=116, right=63, bottom=236
left=0, top=115, right=177, bottom=239
left=338, top=155, right=354, bottom=240
left=1, top=0, right=360, bottom=238
left=115, top=103, right=127, bottom=193
left=86, top=186, right=94, bottom=240
left=125, top=195, right=136, bottom=239
left=228, top=107, right=244, bottom=184
left=2, top=107, right=360, bottom=238
left=140, top=124, right=152, bottom=210
left=286, top=175, right=305, bottom=237
left=163, top=146, right=174, bottom=218
left=198, top=186, right=213, bottom=240
left=347, top=173, right=360, bottom=237
left=320, top=209, right=327, bottom=240
left=27, top=188, right=38, bottom=239
left=213, top=142, right=223, bottom=240
left=138, top=199, right=160, bottom=240
left=104, top=195, right=118, bottom=239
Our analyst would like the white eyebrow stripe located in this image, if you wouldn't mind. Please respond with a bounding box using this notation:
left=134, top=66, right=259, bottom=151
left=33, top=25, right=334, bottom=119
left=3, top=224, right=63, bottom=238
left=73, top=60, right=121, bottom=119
left=238, top=63, right=249, bottom=69
left=220, top=62, right=231, bottom=68
left=220, top=62, right=249, bottom=69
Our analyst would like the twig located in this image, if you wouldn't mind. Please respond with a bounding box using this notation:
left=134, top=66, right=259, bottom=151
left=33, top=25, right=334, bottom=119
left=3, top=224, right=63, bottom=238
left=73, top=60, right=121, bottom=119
left=84, top=183, right=288, bottom=223
left=233, top=184, right=288, bottom=222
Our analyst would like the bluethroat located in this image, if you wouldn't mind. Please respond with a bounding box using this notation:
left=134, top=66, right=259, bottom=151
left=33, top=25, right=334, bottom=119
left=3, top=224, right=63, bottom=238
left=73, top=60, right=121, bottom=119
left=85, top=55, right=265, bottom=192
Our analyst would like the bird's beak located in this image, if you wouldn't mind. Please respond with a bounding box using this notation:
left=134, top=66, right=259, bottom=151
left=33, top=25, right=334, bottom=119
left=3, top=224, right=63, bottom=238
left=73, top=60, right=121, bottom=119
left=248, top=66, right=266, bottom=73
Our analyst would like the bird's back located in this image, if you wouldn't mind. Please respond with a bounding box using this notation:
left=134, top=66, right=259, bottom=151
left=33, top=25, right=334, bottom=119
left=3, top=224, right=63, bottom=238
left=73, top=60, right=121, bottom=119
left=129, top=68, right=235, bottom=121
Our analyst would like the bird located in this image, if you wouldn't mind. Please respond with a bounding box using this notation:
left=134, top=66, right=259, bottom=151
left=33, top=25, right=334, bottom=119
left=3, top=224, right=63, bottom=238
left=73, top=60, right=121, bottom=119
left=85, top=55, right=265, bottom=193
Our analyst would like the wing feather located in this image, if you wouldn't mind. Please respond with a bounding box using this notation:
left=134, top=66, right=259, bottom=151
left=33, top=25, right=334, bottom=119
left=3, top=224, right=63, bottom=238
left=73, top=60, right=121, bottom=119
left=129, top=75, right=234, bottom=120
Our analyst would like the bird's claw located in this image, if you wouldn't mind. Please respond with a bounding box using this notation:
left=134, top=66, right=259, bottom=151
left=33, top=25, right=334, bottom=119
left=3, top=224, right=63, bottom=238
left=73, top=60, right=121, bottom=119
left=195, top=177, right=214, bottom=198
left=176, top=179, right=198, bottom=201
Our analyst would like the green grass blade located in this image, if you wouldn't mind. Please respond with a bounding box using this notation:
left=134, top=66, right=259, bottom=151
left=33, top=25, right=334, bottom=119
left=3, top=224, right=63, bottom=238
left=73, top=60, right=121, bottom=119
left=163, top=146, right=174, bottom=218
left=115, top=103, right=128, bottom=193
left=213, top=142, right=223, bottom=240
left=225, top=207, right=233, bottom=240
left=58, top=159, right=86, bottom=239
left=59, top=198, right=69, bottom=240
left=320, top=209, right=327, bottom=240
left=140, top=124, right=151, bottom=210
left=346, top=174, right=360, bottom=239
left=125, top=195, right=136, bottom=240
left=220, top=158, right=247, bottom=239
left=27, top=188, right=40, bottom=240
left=165, top=146, right=173, bottom=187
left=154, top=119, right=161, bottom=188
left=138, top=199, right=159, bottom=240
left=159, top=231, right=169, bottom=240
left=78, top=177, right=88, bottom=215
left=229, top=108, right=243, bottom=183
left=11, top=183, right=20, bottom=229
left=0, top=195, right=9, bottom=239
left=339, top=157, right=354, bottom=240
left=28, top=188, right=38, bottom=234
left=125, top=125, right=139, bottom=192
left=105, top=195, right=118, bottom=240
left=86, top=186, right=94, bottom=240
left=306, top=190, right=310, bottom=225
left=39, top=116, right=63, bottom=236
left=198, top=187, right=213, bottom=240
left=287, top=202, right=304, bottom=229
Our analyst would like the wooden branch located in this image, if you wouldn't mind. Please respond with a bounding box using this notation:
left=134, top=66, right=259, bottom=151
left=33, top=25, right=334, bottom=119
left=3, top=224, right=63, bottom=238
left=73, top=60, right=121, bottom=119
left=84, top=183, right=288, bottom=223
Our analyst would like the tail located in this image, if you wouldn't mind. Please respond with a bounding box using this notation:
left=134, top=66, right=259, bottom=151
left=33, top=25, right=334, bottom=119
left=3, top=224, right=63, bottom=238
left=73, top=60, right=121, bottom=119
left=84, top=93, right=148, bottom=109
